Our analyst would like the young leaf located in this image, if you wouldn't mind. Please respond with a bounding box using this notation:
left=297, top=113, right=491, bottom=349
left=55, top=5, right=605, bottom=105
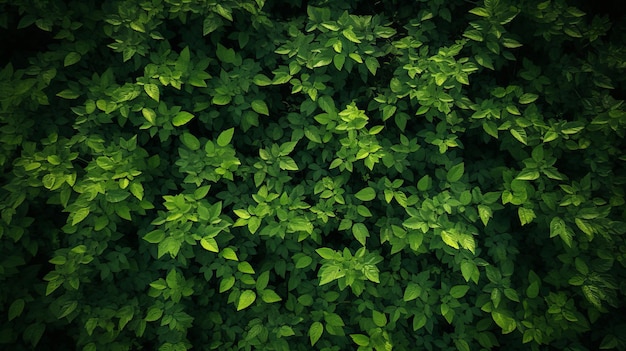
left=450, top=285, right=470, bottom=299
left=238, top=262, right=256, bottom=274
left=447, top=163, right=465, bottom=183
left=172, top=111, right=195, bottom=126
left=237, top=290, right=256, bottom=311
left=143, top=84, right=160, bottom=102
left=372, top=310, right=387, bottom=327
left=492, top=310, right=516, bottom=334
left=342, top=28, right=361, bottom=43
left=352, top=223, right=369, bottom=246
left=403, top=282, right=422, bottom=302
left=180, top=132, right=200, bottom=150
left=316, top=248, right=337, bottom=260
left=355, top=187, right=376, bottom=201
left=217, top=127, right=235, bottom=147
left=251, top=100, right=269, bottom=116
left=72, top=208, right=90, bottom=226
left=510, top=128, right=528, bottom=145
left=221, top=247, right=239, bottom=261
left=216, top=44, right=236, bottom=64
left=518, top=207, right=536, bottom=226
left=261, top=289, right=282, bottom=303
left=350, top=334, right=370, bottom=346
left=200, top=237, right=219, bottom=252
left=142, top=108, right=157, bottom=125
left=309, top=322, right=323, bottom=346
left=417, top=175, right=431, bottom=191
left=64, top=52, right=81, bottom=67
left=519, top=93, right=538, bottom=104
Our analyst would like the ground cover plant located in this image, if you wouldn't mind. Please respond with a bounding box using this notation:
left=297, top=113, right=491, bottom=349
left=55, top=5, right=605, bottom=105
left=1, top=0, right=626, bottom=350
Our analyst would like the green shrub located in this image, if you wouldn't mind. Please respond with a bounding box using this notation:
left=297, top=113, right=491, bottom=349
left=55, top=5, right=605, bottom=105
left=1, top=0, right=625, bottom=350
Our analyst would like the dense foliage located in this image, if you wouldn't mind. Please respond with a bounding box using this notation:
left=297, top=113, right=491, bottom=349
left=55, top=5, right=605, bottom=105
left=1, top=0, right=626, bottom=350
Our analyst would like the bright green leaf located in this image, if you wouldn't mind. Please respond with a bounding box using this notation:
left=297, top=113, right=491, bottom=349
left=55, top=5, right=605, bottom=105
left=251, top=100, right=269, bottom=116
left=355, top=187, right=376, bottom=201
left=309, top=322, right=323, bottom=346
left=144, top=84, right=159, bottom=102
left=447, top=163, right=465, bottom=183
left=217, top=127, right=235, bottom=147
left=352, top=223, right=369, bottom=246
left=172, top=111, right=194, bottom=126
left=237, top=290, right=256, bottom=311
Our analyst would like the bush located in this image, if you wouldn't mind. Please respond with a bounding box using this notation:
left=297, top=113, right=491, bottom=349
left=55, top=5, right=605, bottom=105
left=1, top=0, right=625, bottom=350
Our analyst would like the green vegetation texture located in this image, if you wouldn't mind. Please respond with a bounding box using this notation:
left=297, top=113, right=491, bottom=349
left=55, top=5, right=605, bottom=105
left=1, top=0, right=625, bottom=350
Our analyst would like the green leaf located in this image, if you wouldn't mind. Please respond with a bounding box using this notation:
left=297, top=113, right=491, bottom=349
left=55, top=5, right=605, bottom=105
left=200, top=237, right=219, bottom=252
left=261, top=289, right=282, bottom=303
left=142, top=108, right=157, bottom=125
left=506, top=105, right=521, bottom=115
left=309, top=322, right=323, bottom=346
left=145, top=307, right=163, bottom=322
left=56, top=89, right=80, bottom=99
left=461, top=261, right=476, bottom=282
left=403, top=282, right=421, bottom=302
left=212, top=95, right=231, bottom=105
left=172, top=111, right=194, bottom=126
left=417, top=175, right=431, bottom=191
left=342, top=28, right=361, bottom=43
left=518, top=207, right=536, bottom=226
left=350, top=334, right=370, bottom=346
left=352, top=223, right=369, bottom=246
left=238, top=262, right=256, bottom=274
left=469, top=7, right=490, bottom=17
left=217, top=127, right=235, bottom=147
left=355, top=187, right=376, bottom=201
left=477, top=205, right=492, bottom=226
left=450, top=285, right=470, bottom=299
left=510, top=128, right=528, bottom=145
left=64, top=52, right=81, bottom=67
left=365, top=57, right=379, bottom=75
left=526, top=281, right=540, bottom=298
left=516, top=169, right=539, bottom=180
left=333, top=54, right=346, bottom=70
left=221, top=247, right=239, bottom=261
left=219, top=276, right=235, bottom=293
left=279, top=157, right=299, bottom=171
left=502, top=38, right=523, bottom=48
left=316, top=248, right=337, bottom=260
left=519, top=93, right=538, bottom=104
left=144, top=230, right=165, bottom=244
left=8, top=299, right=25, bottom=321
left=253, top=74, right=273, bottom=86
left=237, top=290, right=256, bottom=311
left=550, top=217, right=573, bottom=247
left=72, top=208, right=90, bottom=226
left=144, top=84, right=160, bottom=102
left=296, top=256, right=313, bottom=269
left=180, top=132, right=200, bottom=150
left=363, top=265, right=380, bottom=283
left=251, top=100, right=269, bottom=116
left=319, top=265, right=345, bottom=285
left=372, top=310, right=387, bottom=327
left=464, top=29, right=484, bottom=42
left=447, top=163, right=465, bottom=183
left=216, top=44, right=236, bottom=64
left=318, top=95, right=335, bottom=113
left=441, top=230, right=459, bottom=249
left=492, top=310, right=516, bottom=334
